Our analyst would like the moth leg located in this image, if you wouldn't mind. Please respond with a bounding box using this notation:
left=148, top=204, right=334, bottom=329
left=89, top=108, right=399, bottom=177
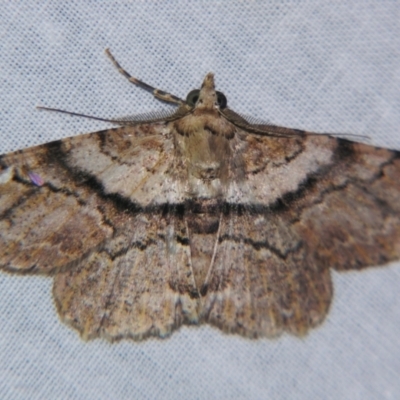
left=201, top=213, right=223, bottom=295
left=183, top=219, right=198, bottom=294
left=105, top=48, right=185, bottom=105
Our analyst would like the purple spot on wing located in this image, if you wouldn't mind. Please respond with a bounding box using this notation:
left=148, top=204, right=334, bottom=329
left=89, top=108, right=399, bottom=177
left=28, top=172, right=45, bottom=187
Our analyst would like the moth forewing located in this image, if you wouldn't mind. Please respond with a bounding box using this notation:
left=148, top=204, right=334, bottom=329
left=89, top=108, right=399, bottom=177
left=1, top=50, right=399, bottom=341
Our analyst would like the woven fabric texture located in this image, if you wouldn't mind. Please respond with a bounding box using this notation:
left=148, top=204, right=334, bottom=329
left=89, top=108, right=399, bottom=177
left=1, top=2, right=400, bottom=399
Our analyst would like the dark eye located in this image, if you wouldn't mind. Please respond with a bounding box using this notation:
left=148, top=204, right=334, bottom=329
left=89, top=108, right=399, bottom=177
left=186, top=90, right=200, bottom=106
left=216, top=91, right=227, bottom=108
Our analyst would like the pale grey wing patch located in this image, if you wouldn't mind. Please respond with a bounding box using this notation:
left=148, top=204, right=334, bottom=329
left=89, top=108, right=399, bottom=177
left=62, top=125, right=186, bottom=205
left=0, top=129, right=134, bottom=192
left=200, top=208, right=333, bottom=338
left=226, top=134, right=336, bottom=206
left=53, top=212, right=199, bottom=341
left=0, top=124, right=184, bottom=273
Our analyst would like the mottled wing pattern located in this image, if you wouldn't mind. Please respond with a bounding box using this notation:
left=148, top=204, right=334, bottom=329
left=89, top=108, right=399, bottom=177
left=198, top=209, right=332, bottom=338
left=56, top=129, right=400, bottom=341
left=0, top=123, right=177, bottom=274
left=200, top=133, right=400, bottom=338
left=1, top=68, right=400, bottom=342
left=237, top=132, right=400, bottom=271
left=53, top=211, right=200, bottom=341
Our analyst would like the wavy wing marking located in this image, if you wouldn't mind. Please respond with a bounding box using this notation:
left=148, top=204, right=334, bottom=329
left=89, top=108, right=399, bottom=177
left=0, top=124, right=179, bottom=273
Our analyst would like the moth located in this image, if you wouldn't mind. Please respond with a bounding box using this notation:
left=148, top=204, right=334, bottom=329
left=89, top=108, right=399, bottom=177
left=1, top=49, right=399, bottom=342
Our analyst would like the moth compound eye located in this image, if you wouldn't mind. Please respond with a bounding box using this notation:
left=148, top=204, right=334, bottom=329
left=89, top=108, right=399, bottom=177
left=186, top=90, right=200, bottom=107
left=216, top=91, right=227, bottom=108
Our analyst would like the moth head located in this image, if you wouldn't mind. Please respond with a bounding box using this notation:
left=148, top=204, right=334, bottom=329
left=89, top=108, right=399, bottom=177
left=186, top=73, right=227, bottom=110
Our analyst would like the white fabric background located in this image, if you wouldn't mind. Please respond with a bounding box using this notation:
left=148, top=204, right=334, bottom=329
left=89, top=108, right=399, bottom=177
left=1, top=2, right=400, bottom=399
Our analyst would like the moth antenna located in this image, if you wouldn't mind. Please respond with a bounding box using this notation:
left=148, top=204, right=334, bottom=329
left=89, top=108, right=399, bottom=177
left=325, top=133, right=370, bottom=141
left=105, top=48, right=185, bottom=105
left=36, top=106, right=123, bottom=123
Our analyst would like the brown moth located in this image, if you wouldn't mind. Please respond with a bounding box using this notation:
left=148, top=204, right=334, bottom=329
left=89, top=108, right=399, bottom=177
left=1, top=49, right=399, bottom=342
